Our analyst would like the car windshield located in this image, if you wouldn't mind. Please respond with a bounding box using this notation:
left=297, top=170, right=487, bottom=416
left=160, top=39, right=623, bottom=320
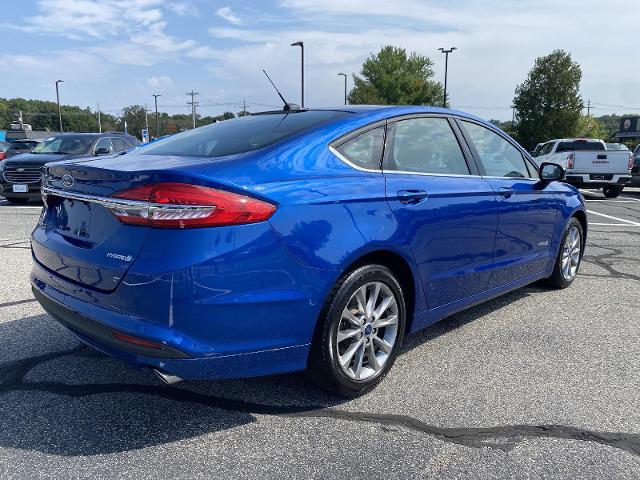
left=136, top=110, right=350, bottom=158
left=32, top=136, right=95, bottom=155
left=10, top=142, right=37, bottom=150
left=556, top=141, right=604, bottom=152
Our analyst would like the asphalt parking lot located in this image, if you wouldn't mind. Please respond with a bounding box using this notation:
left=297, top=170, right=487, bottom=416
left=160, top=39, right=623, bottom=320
left=0, top=190, right=639, bottom=479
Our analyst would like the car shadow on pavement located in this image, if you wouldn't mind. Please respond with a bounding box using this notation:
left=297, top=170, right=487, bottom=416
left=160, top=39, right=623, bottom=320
left=0, top=286, right=554, bottom=457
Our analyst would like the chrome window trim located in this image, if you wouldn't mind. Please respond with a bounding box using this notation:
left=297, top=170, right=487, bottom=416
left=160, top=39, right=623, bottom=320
left=381, top=169, right=482, bottom=179
left=41, top=187, right=216, bottom=211
left=328, top=145, right=381, bottom=173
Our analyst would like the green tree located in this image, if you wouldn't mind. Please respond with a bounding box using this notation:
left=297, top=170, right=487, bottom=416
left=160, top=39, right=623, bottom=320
left=575, top=115, right=608, bottom=139
left=513, top=50, right=583, bottom=150
left=348, top=46, right=444, bottom=106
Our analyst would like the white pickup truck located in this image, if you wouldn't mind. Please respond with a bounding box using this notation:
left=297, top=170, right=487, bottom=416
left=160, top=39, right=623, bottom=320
left=533, top=138, right=633, bottom=198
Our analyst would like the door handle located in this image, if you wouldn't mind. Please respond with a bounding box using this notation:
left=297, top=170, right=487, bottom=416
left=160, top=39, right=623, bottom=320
left=397, top=190, right=429, bottom=205
left=497, top=187, right=516, bottom=199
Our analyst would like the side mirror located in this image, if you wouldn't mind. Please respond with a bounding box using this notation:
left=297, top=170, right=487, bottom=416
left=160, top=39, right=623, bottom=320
left=95, top=146, right=113, bottom=156
left=539, top=162, right=564, bottom=182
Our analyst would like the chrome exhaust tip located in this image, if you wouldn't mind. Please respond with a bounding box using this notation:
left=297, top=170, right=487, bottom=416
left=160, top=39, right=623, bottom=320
left=153, top=369, right=183, bottom=385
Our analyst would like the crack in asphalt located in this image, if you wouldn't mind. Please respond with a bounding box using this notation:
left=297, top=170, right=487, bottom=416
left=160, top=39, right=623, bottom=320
left=1, top=346, right=639, bottom=456
left=582, top=242, right=640, bottom=282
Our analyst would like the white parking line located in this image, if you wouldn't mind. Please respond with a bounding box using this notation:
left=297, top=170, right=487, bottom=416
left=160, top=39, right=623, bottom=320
left=587, top=210, right=640, bottom=226
left=589, top=223, right=640, bottom=227
left=620, top=196, right=640, bottom=203
left=585, top=200, right=640, bottom=203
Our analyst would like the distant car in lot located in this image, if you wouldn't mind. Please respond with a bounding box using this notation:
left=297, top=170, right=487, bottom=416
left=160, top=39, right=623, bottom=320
left=534, top=138, right=633, bottom=198
left=30, top=106, right=587, bottom=396
left=632, top=148, right=640, bottom=187
left=0, top=132, right=139, bottom=204
left=0, top=141, right=9, bottom=161
left=5, top=139, right=42, bottom=158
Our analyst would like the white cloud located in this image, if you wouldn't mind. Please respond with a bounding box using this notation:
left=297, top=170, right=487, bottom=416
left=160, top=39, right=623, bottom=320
left=169, top=2, right=198, bottom=17
left=216, top=7, right=243, bottom=25
left=146, top=75, right=173, bottom=89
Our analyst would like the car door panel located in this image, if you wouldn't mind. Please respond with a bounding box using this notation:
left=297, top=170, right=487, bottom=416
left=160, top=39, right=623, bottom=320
left=382, top=116, right=499, bottom=309
left=458, top=119, right=559, bottom=287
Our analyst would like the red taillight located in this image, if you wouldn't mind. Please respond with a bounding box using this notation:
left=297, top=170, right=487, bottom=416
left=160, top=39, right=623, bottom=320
left=0, top=153, right=5, bottom=161
left=566, top=153, right=575, bottom=169
left=110, top=182, right=276, bottom=228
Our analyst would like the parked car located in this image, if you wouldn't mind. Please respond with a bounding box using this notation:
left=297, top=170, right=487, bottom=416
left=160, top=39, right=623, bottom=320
left=0, top=132, right=139, bottom=204
left=534, top=138, right=633, bottom=198
left=0, top=141, right=9, bottom=161
left=5, top=139, right=42, bottom=158
left=31, top=106, right=586, bottom=397
left=632, top=148, right=640, bottom=187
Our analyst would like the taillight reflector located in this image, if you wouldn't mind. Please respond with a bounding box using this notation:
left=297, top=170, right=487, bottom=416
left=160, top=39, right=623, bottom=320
left=112, top=331, right=165, bottom=349
left=110, top=182, right=276, bottom=228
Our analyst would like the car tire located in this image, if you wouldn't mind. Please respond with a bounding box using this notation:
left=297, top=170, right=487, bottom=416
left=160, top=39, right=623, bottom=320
left=603, top=186, right=623, bottom=198
left=307, top=264, right=406, bottom=397
left=545, top=217, right=584, bottom=289
left=4, top=197, right=29, bottom=205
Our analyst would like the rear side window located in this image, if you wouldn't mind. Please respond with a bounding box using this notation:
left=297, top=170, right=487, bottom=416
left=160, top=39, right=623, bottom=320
left=385, top=117, right=469, bottom=175
left=557, top=141, right=604, bottom=152
left=461, top=121, right=530, bottom=178
left=137, top=111, right=350, bottom=158
left=335, top=127, right=384, bottom=170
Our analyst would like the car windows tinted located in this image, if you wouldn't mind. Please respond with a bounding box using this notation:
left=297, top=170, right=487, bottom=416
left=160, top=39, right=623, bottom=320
left=462, top=121, right=530, bottom=178
left=556, top=141, right=604, bottom=152
left=138, top=111, right=350, bottom=158
left=335, top=127, right=384, bottom=170
left=386, top=118, right=469, bottom=175
left=111, top=138, right=131, bottom=152
left=95, top=137, right=112, bottom=151
left=33, top=136, right=95, bottom=155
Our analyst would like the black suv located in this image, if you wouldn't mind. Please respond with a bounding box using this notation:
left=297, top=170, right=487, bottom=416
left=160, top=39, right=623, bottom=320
left=0, top=132, right=139, bottom=204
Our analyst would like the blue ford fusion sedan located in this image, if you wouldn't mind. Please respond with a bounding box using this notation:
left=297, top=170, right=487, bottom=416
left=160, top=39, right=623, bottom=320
left=31, top=106, right=586, bottom=396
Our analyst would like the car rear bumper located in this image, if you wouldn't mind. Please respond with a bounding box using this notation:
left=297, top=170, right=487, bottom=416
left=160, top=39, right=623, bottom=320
left=30, top=221, right=337, bottom=380
left=564, top=173, right=631, bottom=189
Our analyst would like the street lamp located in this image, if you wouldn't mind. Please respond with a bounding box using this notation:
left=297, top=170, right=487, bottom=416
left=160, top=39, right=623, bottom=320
left=438, top=47, right=457, bottom=108
left=290, top=41, right=304, bottom=107
left=55, top=80, right=64, bottom=132
left=337, top=73, right=347, bottom=105
left=152, top=94, right=161, bottom=139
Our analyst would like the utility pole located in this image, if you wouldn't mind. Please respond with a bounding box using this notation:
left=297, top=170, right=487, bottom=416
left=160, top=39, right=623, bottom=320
left=243, top=98, right=247, bottom=116
left=187, top=90, right=199, bottom=129
left=144, top=103, right=149, bottom=131
left=511, top=105, right=516, bottom=124
left=438, top=47, right=457, bottom=108
left=55, top=79, right=64, bottom=132
left=337, top=73, right=347, bottom=105
left=152, top=94, right=161, bottom=138
left=587, top=99, right=591, bottom=116
left=97, top=102, right=102, bottom=133
left=290, top=41, right=304, bottom=107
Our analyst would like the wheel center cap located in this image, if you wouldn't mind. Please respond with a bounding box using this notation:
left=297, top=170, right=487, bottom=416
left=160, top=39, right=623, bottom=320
left=364, top=324, right=373, bottom=336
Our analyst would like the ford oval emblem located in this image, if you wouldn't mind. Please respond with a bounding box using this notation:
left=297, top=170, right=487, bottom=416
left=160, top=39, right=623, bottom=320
left=62, top=174, right=75, bottom=188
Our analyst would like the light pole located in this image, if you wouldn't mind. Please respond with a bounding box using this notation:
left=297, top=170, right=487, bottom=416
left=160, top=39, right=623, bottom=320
left=152, top=94, right=161, bottom=139
left=337, top=73, right=347, bottom=105
left=438, top=47, right=456, bottom=108
left=55, top=80, right=64, bottom=132
left=290, top=41, right=304, bottom=107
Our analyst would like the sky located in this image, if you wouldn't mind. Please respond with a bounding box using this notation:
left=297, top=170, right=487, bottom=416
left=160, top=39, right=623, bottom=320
left=0, top=0, right=638, bottom=121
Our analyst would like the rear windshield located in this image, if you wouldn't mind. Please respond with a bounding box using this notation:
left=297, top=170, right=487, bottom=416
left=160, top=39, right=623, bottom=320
left=137, top=110, right=350, bottom=158
left=556, top=141, right=604, bottom=152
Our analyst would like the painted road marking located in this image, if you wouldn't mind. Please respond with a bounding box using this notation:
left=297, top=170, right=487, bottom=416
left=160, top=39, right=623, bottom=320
left=587, top=210, right=640, bottom=226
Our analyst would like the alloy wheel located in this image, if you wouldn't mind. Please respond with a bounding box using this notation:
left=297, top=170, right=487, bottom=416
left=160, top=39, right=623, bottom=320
left=561, top=226, right=581, bottom=281
left=335, top=281, right=399, bottom=381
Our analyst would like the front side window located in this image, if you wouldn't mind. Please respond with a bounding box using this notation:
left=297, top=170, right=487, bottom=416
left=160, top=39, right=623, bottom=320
left=111, top=138, right=131, bottom=153
left=461, top=121, right=530, bottom=178
left=385, top=117, right=469, bottom=175
left=334, top=127, right=384, bottom=170
left=94, top=137, right=113, bottom=153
